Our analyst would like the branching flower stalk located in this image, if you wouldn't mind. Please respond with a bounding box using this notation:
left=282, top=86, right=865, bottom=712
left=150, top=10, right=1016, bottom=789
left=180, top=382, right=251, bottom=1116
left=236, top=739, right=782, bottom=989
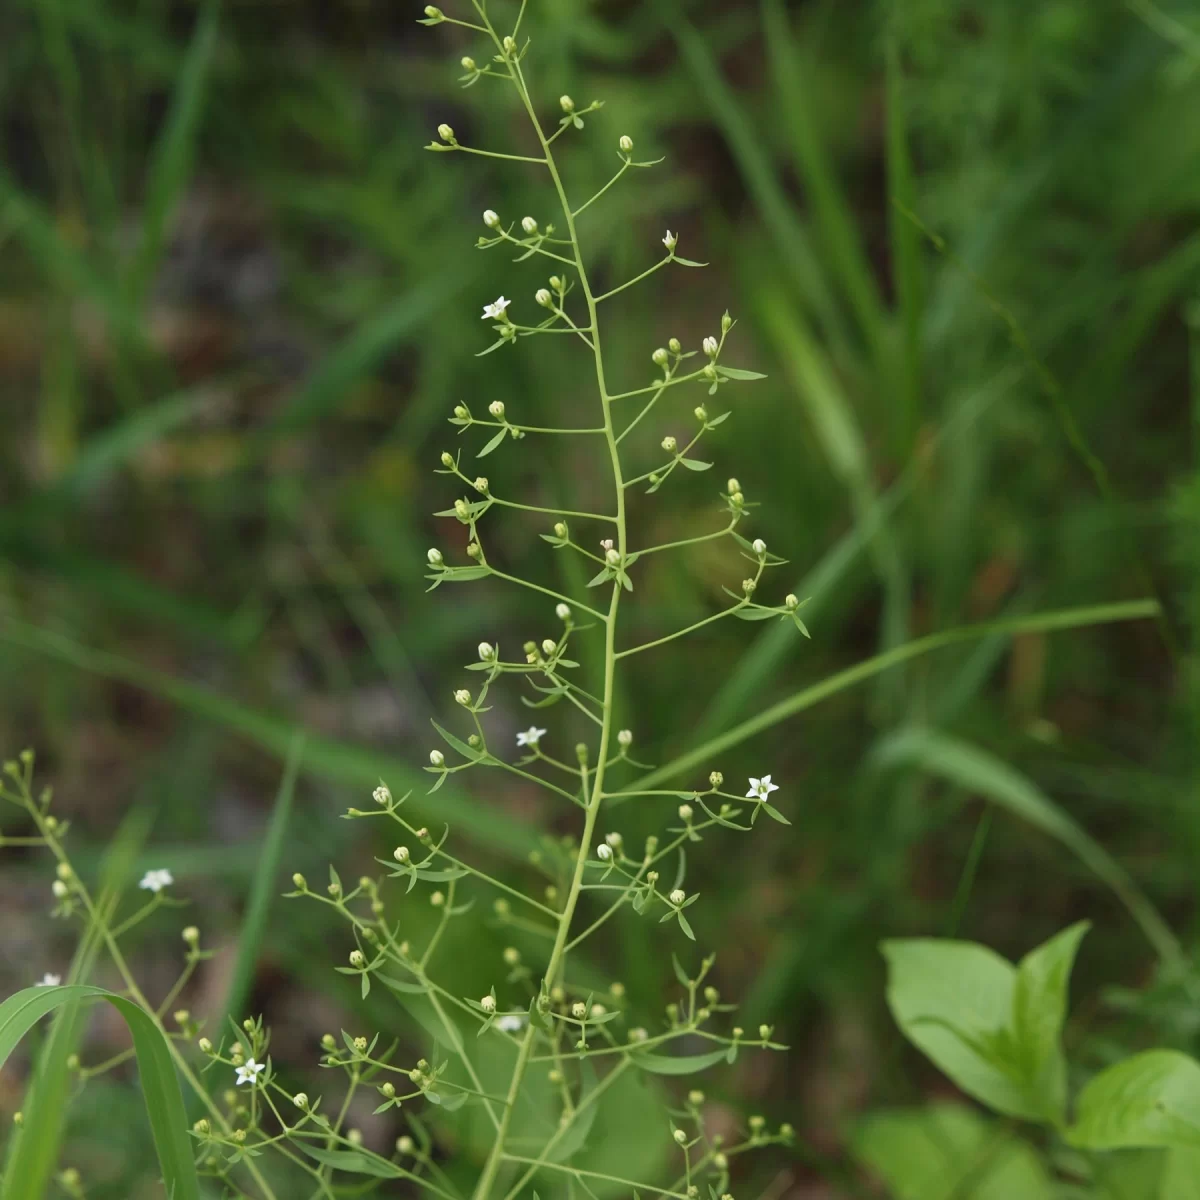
left=422, top=4, right=804, bottom=1196
left=1, top=5, right=803, bottom=1198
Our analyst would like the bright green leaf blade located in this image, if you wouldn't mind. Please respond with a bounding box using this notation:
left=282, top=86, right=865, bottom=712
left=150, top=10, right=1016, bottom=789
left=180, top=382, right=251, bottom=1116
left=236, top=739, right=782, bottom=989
left=1012, top=921, right=1090, bottom=1124
left=851, top=1105, right=1054, bottom=1200
left=1162, top=1148, right=1200, bottom=1198
left=629, top=1047, right=729, bottom=1075
left=1, top=807, right=154, bottom=1196
left=0, top=986, right=199, bottom=1200
left=881, top=938, right=1047, bottom=1120
left=1069, top=1051, right=1200, bottom=1151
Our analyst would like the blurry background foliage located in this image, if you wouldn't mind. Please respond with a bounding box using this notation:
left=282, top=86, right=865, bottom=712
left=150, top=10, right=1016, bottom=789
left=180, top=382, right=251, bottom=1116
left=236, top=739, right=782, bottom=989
left=1, top=0, right=1199, bottom=1195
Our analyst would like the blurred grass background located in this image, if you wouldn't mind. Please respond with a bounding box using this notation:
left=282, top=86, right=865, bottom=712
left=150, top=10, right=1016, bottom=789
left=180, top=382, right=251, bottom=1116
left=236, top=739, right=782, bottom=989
left=1, top=0, right=1199, bottom=1195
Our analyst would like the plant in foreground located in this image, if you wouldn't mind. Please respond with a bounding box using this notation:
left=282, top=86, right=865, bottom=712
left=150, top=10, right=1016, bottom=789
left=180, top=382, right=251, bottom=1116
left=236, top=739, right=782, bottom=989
left=0, top=4, right=803, bottom=1197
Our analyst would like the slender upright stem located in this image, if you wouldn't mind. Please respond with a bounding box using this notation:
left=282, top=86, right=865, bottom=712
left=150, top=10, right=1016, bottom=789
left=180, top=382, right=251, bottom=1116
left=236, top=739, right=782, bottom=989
left=470, top=32, right=628, bottom=1200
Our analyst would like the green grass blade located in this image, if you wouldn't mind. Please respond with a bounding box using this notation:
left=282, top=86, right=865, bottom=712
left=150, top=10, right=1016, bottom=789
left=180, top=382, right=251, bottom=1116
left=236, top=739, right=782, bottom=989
left=694, top=369, right=1014, bottom=741
left=653, top=0, right=844, bottom=344
left=884, top=24, right=923, bottom=452
left=0, top=618, right=535, bottom=858
left=125, top=0, right=220, bottom=305
left=754, top=287, right=911, bottom=710
left=871, top=727, right=1180, bottom=964
left=760, top=0, right=885, bottom=356
left=0, top=986, right=199, bottom=1200
left=252, top=277, right=462, bottom=447
left=1, top=807, right=155, bottom=1196
left=222, top=734, right=304, bottom=1025
left=620, top=600, right=1160, bottom=799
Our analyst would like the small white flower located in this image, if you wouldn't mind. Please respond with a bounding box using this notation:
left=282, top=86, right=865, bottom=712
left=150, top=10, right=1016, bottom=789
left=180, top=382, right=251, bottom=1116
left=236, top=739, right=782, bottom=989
left=661, top=435, right=677, bottom=454
left=663, top=229, right=678, bottom=251
left=521, top=216, right=538, bottom=235
left=497, top=1014, right=525, bottom=1033
left=235, top=1058, right=266, bottom=1087
left=373, top=784, right=392, bottom=806
left=482, top=296, right=511, bottom=321
left=669, top=888, right=686, bottom=907
left=555, top=603, right=571, bottom=621
left=746, top=775, right=779, bottom=801
left=36, top=973, right=62, bottom=987
left=703, top=336, right=719, bottom=358
left=52, top=880, right=68, bottom=898
left=480, top=995, right=497, bottom=1014
left=483, top=209, right=500, bottom=228
left=597, top=843, right=613, bottom=862
left=605, top=831, right=623, bottom=848
left=617, top=729, right=633, bottom=747
left=516, top=726, right=547, bottom=748
left=752, top=538, right=767, bottom=556
left=139, top=868, right=174, bottom=893
left=454, top=689, right=472, bottom=705
left=488, top=400, right=505, bottom=419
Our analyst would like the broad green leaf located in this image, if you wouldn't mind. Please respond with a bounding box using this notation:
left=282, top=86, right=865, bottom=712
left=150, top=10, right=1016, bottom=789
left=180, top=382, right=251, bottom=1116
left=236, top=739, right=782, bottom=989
left=1011, top=921, right=1090, bottom=1124
left=851, top=1105, right=1053, bottom=1200
left=1162, top=1148, right=1200, bottom=1198
left=628, top=1047, right=729, bottom=1075
left=1069, top=1051, right=1200, bottom=1151
left=0, top=986, right=199, bottom=1200
left=882, top=938, right=1044, bottom=1120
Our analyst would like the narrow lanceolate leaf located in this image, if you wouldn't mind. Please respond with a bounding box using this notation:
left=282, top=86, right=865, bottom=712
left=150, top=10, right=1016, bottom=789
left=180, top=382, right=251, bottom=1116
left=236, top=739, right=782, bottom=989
left=291, top=1143, right=406, bottom=1177
left=0, top=986, right=199, bottom=1200
left=715, top=366, right=767, bottom=381
left=629, top=1047, right=730, bottom=1075
left=476, top=427, right=510, bottom=457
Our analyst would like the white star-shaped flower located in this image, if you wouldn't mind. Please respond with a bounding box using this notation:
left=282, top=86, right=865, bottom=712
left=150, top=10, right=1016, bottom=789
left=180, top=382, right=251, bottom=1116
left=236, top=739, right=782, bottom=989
left=516, top=727, right=547, bottom=748
left=139, top=868, right=174, bottom=893
left=36, top=973, right=62, bottom=987
left=746, top=775, right=779, bottom=802
left=482, top=296, right=511, bottom=321
left=497, top=1014, right=526, bottom=1033
left=235, top=1058, right=266, bottom=1087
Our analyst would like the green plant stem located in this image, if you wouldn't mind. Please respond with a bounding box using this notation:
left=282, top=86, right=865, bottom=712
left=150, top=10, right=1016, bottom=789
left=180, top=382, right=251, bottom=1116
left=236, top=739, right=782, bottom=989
left=469, top=24, right=629, bottom=1200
